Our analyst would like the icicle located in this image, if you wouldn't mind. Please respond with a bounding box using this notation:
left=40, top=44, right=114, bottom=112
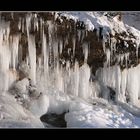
left=96, top=28, right=100, bottom=41
left=10, top=35, right=19, bottom=70
left=125, top=53, right=129, bottom=68
left=115, top=65, right=121, bottom=102
left=11, top=13, right=14, bottom=19
left=120, top=69, right=128, bottom=103
left=66, top=61, right=70, bottom=71
left=47, top=20, right=54, bottom=36
left=38, top=57, right=42, bottom=69
left=64, top=37, right=68, bottom=47
left=81, top=30, right=85, bottom=42
left=34, top=15, right=39, bottom=32
left=59, top=40, right=63, bottom=54
left=120, top=54, right=124, bottom=65
left=77, top=30, right=81, bottom=41
left=82, top=43, right=88, bottom=63
left=68, top=48, right=71, bottom=56
left=26, top=14, right=31, bottom=36
left=73, top=61, right=80, bottom=97
left=26, top=56, right=29, bottom=66
left=0, top=44, right=11, bottom=91
left=0, top=20, right=11, bottom=92
left=26, top=15, right=36, bottom=85
left=42, top=26, right=49, bottom=86
left=78, top=63, right=91, bottom=99
left=110, top=38, right=116, bottom=55
left=116, top=54, right=120, bottom=64
left=54, top=12, right=58, bottom=21
left=42, top=26, right=47, bottom=69
left=136, top=44, right=139, bottom=63
left=105, top=48, right=111, bottom=66
left=18, top=18, right=21, bottom=30
left=126, top=66, right=139, bottom=105
left=53, top=40, right=59, bottom=61
left=22, top=18, right=25, bottom=33
left=85, top=30, right=88, bottom=37
left=102, top=39, right=106, bottom=53
left=27, top=35, right=36, bottom=85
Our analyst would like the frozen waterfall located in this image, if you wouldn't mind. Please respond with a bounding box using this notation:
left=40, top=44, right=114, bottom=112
left=0, top=13, right=140, bottom=110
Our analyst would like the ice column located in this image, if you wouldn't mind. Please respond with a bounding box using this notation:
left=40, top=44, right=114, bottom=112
left=26, top=15, right=36, bottom=85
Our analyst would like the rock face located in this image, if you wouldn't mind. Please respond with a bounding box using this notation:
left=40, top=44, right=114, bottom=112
left=40, top=112, right=67, bottom=127
left=1, top=12, right=140, bottom=76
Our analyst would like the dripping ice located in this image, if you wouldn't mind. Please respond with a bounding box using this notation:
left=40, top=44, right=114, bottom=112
left=1, top=12, right=140, bottom=128
left=0, top=13, right=139, bottom=106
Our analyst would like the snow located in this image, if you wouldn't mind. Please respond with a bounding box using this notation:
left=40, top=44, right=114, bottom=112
left=122, top=12, right=140, bottom=30
left=59, top=12, right=140, bottom=44
left=0, top=93, right=43, bottom=128
left=13, top=78, right=29, bottom=95
left=46, top=89, right=70, bottom=114
left=65, top=98, right=140, bottom=128
left=29, top=93, right=49, bottom=117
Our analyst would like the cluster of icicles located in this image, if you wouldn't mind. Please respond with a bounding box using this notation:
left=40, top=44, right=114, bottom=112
left=99, top=38, right=140, bottom=106
left=0, top=13, right=140, bottom=107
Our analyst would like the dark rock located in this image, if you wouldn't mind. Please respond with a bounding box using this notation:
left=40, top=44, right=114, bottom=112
left=107, top=87, right=116, bottom=101
left=1, top=12, right=139, bottom=75
left=40, top=112, right=67, bottom=127
left=93, top=102, right=96, bottom=105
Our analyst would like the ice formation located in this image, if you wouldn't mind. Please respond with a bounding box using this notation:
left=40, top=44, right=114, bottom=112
left=0, top=12, right=140, bottom=128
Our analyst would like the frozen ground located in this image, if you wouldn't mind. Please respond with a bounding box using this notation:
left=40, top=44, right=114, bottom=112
left=1, top=86, right=140, bottom=128
left=65, top=98, right=140, bottom=128
left=47, top=91, right=140, bottom=128
left=0, top=92, right=43, bottom=128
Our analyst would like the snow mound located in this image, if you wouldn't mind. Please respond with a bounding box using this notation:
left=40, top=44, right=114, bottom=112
left=29, top=93, right=49, bottom=117
left=46, top=88, right=70, bottom=114
left=0, top=93, right=43, bottom=128
left=65, top=98, right=140, bottom=128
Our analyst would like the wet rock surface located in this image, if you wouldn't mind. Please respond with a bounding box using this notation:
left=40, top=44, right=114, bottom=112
left=40, top=112, right=67, bottom=128
left=1, top=12, right=140, bottom=74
